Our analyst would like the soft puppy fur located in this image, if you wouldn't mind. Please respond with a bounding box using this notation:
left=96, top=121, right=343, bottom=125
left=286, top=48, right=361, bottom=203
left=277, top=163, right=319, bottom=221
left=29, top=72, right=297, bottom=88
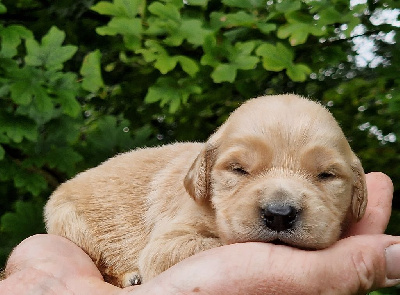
left=44, top=94, right=367, bottom=287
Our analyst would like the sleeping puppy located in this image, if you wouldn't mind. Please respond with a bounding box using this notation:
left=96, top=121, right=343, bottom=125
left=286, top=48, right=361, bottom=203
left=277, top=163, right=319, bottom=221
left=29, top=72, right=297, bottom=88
left=44, top=94, right=367, bottom=287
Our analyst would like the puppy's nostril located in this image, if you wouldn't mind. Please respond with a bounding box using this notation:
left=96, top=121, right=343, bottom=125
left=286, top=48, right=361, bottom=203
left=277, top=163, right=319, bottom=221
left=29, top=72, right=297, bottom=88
left=261, top=204, right=298, bottom=232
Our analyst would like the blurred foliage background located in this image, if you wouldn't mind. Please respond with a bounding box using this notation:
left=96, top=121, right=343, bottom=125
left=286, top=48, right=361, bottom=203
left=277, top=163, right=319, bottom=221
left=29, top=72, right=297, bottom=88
left=0, top=0, right=399, bottom=292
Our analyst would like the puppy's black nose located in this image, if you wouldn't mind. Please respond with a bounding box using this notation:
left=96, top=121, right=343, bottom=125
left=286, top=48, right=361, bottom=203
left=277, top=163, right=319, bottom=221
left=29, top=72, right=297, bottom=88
left=261, top=204, right=298, bottom=232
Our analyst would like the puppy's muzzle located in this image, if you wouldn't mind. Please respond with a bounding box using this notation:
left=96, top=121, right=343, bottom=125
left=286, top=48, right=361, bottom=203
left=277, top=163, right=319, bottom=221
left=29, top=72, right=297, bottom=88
left=261, top=204, right=299, bottom=232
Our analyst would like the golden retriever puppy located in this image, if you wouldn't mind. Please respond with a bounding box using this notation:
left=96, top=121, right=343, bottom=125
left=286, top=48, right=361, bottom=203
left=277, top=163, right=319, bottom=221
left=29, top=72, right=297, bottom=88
left=44, top=94, right=367, bottom=287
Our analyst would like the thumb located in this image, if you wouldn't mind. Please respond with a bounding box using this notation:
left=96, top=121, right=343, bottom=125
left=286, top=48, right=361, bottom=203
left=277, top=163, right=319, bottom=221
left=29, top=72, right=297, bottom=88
left=317, top=235, right=400, bottom=293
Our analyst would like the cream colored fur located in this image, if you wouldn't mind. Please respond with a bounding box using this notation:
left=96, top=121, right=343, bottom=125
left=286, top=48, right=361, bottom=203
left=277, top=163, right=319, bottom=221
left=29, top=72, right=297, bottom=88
left=44, top=94, right=367, bottom=287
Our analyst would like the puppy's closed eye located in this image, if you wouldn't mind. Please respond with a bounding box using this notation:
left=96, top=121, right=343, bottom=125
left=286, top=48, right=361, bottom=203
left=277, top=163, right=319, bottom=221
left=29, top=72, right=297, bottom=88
left=317, top=171, right=336, bottom=181
left=230, top=163, right=249, bottom=176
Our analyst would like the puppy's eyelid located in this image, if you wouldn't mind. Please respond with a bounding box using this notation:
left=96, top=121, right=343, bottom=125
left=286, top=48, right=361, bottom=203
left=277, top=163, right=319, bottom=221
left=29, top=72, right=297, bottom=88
left=317, top=171, right=336, bottom=180
left=230, top=164, right=249, bottom=176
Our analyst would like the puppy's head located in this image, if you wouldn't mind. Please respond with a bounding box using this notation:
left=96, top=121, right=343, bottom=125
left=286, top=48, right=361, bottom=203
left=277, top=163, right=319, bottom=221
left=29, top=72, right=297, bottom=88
left=184, top=94, right=367, bottom=249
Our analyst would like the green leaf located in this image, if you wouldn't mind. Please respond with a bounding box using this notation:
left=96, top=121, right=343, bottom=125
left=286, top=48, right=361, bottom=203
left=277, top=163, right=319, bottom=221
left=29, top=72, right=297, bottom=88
left=278, top=22, right=325, bottom=45
left=145, top=77, right=201, bottom=113
left=10, top=66, right=54, bottom=116
left=24, top=39, right=41, bottom=65
left=96, top=18, right=142, bottom=49
left=0, top=82, right=10, bottom=99
left=177, top=19, right=212, bottom=46
left=16, top=100, right=57, bottom=125
left=10, top=80, right=33, bottom=105
left=148, top=2, right=181, bottom=23
left=80, top=50, right=104, bottom=93
left=127, top=124, right=154, bottom=147
left=92, top=0, right=142, bottom=18
left=232, top=41, right=258, bottom=70
left=14, top=169, right=48, bottom=196
left=342, top=17, right=360, bottom=38
left=25, top=26, right=77, bottom=70
left=85, top=115, right=130, bottom=154
left=91, top=1, right=121, bottom=16
left=0, top=132, right=9, bottom=144
left=277, top=12, right=326, bottom=45
left=317, top=7, right=342, bottom=26
left=255, top=42, right=309, bottom=82
left=40, top=116, right=82, bottom=146
left=0, top=145, right=4, bottom=160
left=96, top=18, right=142, bottom=36
left=176, top=56, right=199, bottom=77
left=185, top=0, right=209, bottom=6
left=286, top=64, right=311, bottom=82
left=388, top=93, right=400, bottom=113
left=256, top=43, right=293, bottom=71
left=167, top=0, right=185, bottom=8
left=0, top=111, right=38, bottom=143
left=256, top=23, right=277, bottom=34
left=200, top=35, right=219, bottom=67
left=211, top=64, right=237, bottom=83
left=155, top=54, right=178, bottom=74
left=138, top=41, right=197, bottom=75
left=137, top=40, right=160, bottom=62
left=211, top=11, right=257, bottom=29
left=202, top=39, right=258, bottom=83
left=1, top=201, right=45, bottom=243
left=275, top=0, right=301, bottom=13
left=234, top=54, right=259, bottom=70
left=0, top=3, right=6, bottom=14
left=59, top=96, right=80, bottom=118
left=48, top=72, right=81, bottom=117
left=0, top=25, right=33, bottom=58
left=145, top=77, right=181, bottom=105
left=44, top=147, right=83, bottom=175
left=222, top=0, right=266, bottom=9
left=33, top=84, right=53, bottom=114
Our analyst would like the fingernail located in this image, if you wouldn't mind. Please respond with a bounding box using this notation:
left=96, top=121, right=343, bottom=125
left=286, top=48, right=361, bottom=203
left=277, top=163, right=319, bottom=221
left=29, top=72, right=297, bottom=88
left=386, top=244, right=400, bottom=280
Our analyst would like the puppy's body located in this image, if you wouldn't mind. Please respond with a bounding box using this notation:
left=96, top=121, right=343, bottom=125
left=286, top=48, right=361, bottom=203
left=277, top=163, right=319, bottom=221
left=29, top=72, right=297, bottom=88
left=45, top=143, right=219, bottom=285
left=45, top=95, right=367, bottom=287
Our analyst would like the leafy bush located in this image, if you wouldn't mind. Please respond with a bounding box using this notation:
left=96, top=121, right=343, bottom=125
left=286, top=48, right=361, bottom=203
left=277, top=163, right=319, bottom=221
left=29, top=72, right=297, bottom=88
left=1, top=1, right=399, bottom=292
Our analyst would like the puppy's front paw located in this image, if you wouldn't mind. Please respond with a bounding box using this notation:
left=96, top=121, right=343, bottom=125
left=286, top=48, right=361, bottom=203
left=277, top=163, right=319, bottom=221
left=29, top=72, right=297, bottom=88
left=122, top=272, right=142, bottom=287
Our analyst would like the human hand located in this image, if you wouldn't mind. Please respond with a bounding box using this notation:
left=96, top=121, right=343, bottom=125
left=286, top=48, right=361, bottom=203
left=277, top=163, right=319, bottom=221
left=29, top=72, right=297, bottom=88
left=1, top=172, right=398, bottom=295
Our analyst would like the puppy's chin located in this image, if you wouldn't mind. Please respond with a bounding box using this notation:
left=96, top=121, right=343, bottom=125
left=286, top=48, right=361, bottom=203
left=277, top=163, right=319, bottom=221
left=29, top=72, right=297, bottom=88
left=220, top=229, right=337, bottom=250
left=235, top=237, right=332, bottom=250
left=269, top=239, right=318, bottom=251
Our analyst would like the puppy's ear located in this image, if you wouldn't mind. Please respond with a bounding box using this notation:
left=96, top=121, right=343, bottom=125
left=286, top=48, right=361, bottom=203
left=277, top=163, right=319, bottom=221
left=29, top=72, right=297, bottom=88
left=351, top=156, right=368, bottom=221
left=184, top=144, right=216, bottom=203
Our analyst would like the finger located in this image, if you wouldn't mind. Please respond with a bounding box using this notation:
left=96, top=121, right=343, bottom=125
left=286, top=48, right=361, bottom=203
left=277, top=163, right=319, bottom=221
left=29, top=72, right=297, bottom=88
left=132, top=236, right=400, bottom=295
left=320, top=235, right=400, bottom=293
left=4, top=234, right=102, bottom=279
left=345, top=172, right=393, bottom=237
left=1, top=234, right=123, bottom=295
